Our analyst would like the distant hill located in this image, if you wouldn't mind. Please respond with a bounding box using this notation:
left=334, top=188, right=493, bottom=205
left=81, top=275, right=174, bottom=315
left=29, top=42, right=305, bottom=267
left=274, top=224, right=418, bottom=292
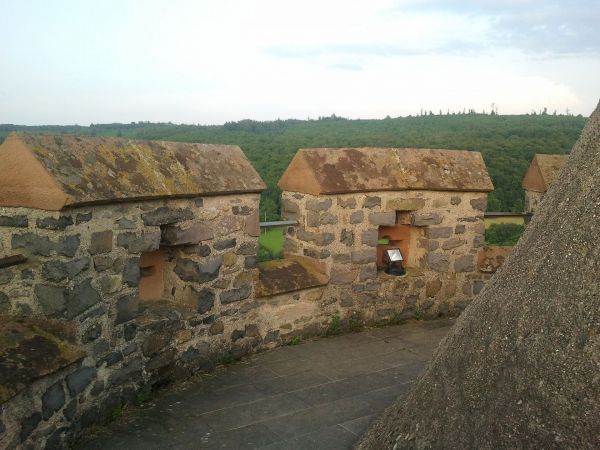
left=0, top=113, right=586, bottom=220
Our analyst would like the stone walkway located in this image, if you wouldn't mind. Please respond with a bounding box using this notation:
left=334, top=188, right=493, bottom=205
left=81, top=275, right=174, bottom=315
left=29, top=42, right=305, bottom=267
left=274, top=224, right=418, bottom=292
left=80, top=319, right=453, bottom=450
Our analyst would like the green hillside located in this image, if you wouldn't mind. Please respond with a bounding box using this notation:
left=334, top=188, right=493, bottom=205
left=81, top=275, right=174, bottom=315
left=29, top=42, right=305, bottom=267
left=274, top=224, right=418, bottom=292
left=0, top=113, right=586, bottom=220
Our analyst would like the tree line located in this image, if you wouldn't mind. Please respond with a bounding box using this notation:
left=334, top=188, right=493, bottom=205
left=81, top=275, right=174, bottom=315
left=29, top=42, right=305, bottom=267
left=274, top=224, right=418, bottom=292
left=0, top=113, right=586, bottom=220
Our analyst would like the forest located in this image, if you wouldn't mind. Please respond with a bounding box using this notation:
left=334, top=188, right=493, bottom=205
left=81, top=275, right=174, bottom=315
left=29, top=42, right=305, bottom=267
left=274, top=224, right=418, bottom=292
left=0, top=112, right=586, bottom=220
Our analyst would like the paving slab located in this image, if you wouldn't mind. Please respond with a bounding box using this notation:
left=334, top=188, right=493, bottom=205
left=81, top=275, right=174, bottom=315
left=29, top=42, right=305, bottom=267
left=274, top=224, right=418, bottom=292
left=79, top=319, right=453, bottom=449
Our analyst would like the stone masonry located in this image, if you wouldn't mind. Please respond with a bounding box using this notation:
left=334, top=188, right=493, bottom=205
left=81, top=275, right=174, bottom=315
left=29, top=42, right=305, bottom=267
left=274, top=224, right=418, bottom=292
left=277, top=147, right=495, bottom=324
left=281, top=190, right=490, bottom=321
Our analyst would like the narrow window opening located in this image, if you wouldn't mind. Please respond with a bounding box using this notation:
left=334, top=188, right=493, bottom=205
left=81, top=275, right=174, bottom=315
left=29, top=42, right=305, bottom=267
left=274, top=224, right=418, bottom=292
left=139, top=249, right=165, bottom=301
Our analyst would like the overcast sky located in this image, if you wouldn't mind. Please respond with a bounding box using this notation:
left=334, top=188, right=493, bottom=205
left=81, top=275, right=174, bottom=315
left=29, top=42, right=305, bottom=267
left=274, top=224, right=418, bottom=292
left=1, top=0, right=599, bottom=125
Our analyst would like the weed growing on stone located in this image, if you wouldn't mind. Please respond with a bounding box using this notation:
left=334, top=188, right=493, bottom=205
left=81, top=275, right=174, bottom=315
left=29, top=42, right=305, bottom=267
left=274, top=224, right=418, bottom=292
left=348, top=316, right=364, bottom=333
left=110, top=404, right=124, bottom=421
left=326, top=315, right=342, bottom=336
left=286, top=336, right=302, bottom=346
left=414, top=309, right=423, bottom=321
left=220, top=351, right=237, bottom=365
left=134, top=388, right=154, bottom=406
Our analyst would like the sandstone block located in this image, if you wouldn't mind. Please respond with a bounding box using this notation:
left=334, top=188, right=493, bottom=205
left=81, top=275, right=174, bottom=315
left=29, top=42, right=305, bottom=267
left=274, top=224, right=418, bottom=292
left=220, top=284, right=252, bottom=304
left=161, top=223, right=213, bottom=246
left=174, top=256, right=223, bottom=283
left=473, top=235, right=485, bottom=248
left=0, top=215, right=28, bottom=227
left=213, top=238, right=236, bottom=250
left=74, top=214, right=93, bottom=227
left=37, top=216, right=73, bottom=230
left=245, top=211, right=260, bottom=237
left=340, top=291, right=354, bottom=307
left=470, top=196, right=487, bottom=211
left=320, top=213, right=338, bottom=225
left=442, top=238, right=466, bottom=250
left=217, top=215, right=242, bottom=236
left=42, top=261, right=68, bottom=282
left=93, top=255, right=113, bottom=272
left=116, top=217, right=136, bottom=229
left=337, top=197, right=357, bottom=209
left=473, top=280, right=485, bottom=294
left=223, top=252, right=237, bottom=267
left=426, top=278, right=442, bottom=298
left=232, top=205, right=252, bottom=215
left=349, top=210, right=364, bottom=224
left=361, top=229, right=379, bottom=247
left=340, top=229, right=354, bottom=246
left=244, top=256, right=258, bottom=269
left=42, top=382, right=65, bottom=420
left=426, top=227, right=453, bottom=239
left=359, top=263, right=378, bottom=281
left=455, top=224, right=466, bottom=234
left=428, top=253, right=450, bottom=272
left=412, top=212, right=443, bottom=226
left=142, top=333, right=171, bottom=356
left=330, top=266, right=359, bottom=285
left=210, top=321, right=224, bottom=335
left=122, top=257, right=141, bottom=287
left=12, top=232, right=55, bottom=256
left=97, top=275, right=121, bottom=295
left=66, top=278, right=100, bottom=319
left=386, top=198, right=425, bottom=211
left=297, top=229, right=335, bottom=246
left=115, top=293, right=139, bottom=324
left=141, top=207, right=193, bottom=226
left=233, top=271, right=253, bottom=288
left=282, top=199, right=300, bottom=214
left=369, top=211, right=396, bottom=226
left=35, top=284, right=66, bottom=316
left=306, top=211, right=319, bottom=227
left=58, top=234, right=80, bottom=257
left=351, top=248, right=376, bottom=264
left=363, top=196, right=382, bottom=209
left=306, top=198, right=332, bottom=212
left=89, top=231, right=113, bottom=255
left=454, top=255, right=475, bottom=272
left=462, top=281, right=472, bottom=295
left=66, top=366, right=96, bottom=396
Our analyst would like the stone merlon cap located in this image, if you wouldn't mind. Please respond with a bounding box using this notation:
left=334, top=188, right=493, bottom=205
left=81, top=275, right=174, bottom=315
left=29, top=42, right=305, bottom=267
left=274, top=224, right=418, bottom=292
left=0, top=132, right=266, bottom=210
left=278, top=147, right=493, bottom=195
left=522, top=153, right=569, bottom=193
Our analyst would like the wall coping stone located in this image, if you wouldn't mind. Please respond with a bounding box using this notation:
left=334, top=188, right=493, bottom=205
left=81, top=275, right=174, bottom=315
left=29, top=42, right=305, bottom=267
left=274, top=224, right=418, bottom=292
left=0, top=316, right=85, bottom=404
left=255, top=256, right=329, bottom=298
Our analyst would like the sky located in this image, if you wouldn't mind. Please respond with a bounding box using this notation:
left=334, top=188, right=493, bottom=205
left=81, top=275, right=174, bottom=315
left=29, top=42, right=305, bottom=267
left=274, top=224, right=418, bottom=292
left=1, top=0, right=599, bottom=125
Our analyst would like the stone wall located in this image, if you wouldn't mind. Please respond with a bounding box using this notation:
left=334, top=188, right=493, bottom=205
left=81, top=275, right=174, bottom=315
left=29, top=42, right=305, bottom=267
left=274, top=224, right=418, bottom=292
left=0, top=188, right=496, bottom=449
left=0, top=193, right=302, bottom=449
left=281, top=190, right=490, bottom=321
left=524, top=189, right=544, bottom=214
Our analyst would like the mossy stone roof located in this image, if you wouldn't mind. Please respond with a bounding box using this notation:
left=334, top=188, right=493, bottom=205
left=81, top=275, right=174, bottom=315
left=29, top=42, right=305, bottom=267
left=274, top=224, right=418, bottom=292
left=278, top=147, right=493, bottom=195
left=0, top=132, right=265, bottom=210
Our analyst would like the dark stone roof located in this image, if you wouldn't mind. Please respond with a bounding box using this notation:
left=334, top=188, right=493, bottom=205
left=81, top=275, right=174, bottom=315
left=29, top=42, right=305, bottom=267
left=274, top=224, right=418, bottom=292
left=278, top=147, right=493, bottom=195
left=357, top=101, right=600, bottom=449
left=0, top=133, right=265, bottom=210
left=0, top=317, right=84, bottom=404
left=255, top=256, right=329, bottom=298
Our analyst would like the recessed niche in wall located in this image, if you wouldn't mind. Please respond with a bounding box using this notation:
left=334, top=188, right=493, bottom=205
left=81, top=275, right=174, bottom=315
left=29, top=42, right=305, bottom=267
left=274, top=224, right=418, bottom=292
left=139, top=249, right=166, bottom=301
left=376, top=212, right=420, bottom=270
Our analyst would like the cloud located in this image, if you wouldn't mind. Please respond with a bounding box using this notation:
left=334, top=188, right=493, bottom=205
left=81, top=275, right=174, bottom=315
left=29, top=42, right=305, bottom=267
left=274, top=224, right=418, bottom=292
left=393, top=0, right=600, bottom=56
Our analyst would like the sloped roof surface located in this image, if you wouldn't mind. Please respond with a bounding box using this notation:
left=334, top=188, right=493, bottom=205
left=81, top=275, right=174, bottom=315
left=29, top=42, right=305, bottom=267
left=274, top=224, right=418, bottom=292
left=278, top=147, right=493, bottom=195
left=0, top=133, right=265, bottom=210
left=522, top=153, right=569, bottom=193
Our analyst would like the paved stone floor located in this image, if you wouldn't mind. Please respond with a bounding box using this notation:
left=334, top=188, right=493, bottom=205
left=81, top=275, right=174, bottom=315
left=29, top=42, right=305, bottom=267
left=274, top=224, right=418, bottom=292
left=80, top=319, right=453, bottom=450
